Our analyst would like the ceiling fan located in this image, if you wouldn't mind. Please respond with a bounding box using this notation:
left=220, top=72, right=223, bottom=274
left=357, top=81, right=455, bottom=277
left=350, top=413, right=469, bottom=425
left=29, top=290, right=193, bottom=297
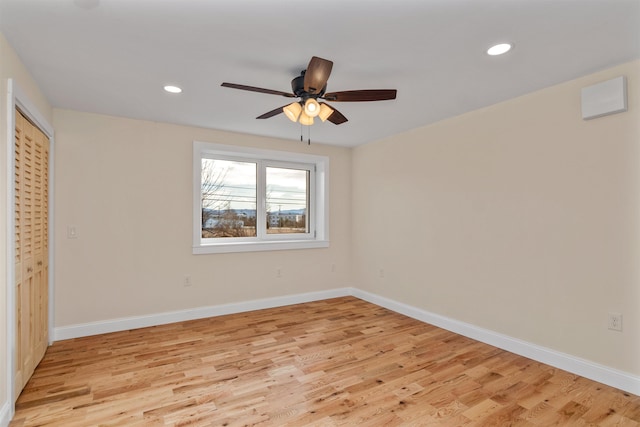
left=221, top=56, right=397, bottom=126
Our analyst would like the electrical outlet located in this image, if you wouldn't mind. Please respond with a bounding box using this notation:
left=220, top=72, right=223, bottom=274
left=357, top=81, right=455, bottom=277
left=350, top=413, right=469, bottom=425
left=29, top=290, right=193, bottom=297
left=183, top=275, right=192, bottom=287
left=276, top=268, right=282, bottom=278
left=379, top=269, right=385, bottom=278
left=67, top=225, right=78, bottom=239
left=608, top=313, right=622, bottom=331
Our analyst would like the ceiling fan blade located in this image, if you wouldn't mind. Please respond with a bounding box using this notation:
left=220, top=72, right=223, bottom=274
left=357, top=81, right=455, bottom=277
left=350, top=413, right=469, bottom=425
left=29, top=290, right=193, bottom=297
left=323, top=89, right=397, bottom=102
left=221, top=82, right=295, bottom=98
left=320, top=103, right=348, bottom=125
left=304, top=56, right=333, bottom=94
left=256, top=105, right=288, bottom=119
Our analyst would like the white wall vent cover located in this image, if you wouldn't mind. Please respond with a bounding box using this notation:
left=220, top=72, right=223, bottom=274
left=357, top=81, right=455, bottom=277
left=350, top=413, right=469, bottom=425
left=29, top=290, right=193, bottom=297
left=581, top=76, right=627, bottom=120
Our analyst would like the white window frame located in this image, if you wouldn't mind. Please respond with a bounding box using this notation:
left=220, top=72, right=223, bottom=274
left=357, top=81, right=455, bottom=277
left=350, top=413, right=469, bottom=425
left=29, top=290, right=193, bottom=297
left=193, top=141, right=329, bottom=254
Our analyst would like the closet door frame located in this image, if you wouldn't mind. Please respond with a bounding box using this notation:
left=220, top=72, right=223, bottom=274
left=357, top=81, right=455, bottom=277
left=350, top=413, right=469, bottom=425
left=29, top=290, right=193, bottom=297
left=5, top=79, right=55, bottom=408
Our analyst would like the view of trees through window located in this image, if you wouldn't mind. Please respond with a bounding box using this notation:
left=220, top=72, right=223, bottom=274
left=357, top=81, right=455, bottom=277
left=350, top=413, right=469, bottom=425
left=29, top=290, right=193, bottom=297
left=201, top=159, right=309, bottom=238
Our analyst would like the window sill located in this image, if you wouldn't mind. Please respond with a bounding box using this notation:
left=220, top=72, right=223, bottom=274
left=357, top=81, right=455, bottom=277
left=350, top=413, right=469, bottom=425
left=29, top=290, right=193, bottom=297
left=193, top=239, right=329, bottom=254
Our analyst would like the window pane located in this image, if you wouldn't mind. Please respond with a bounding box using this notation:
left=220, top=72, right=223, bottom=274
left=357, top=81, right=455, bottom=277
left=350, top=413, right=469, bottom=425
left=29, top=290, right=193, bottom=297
left=201, top=159, right=257, bottom=238
left=266, top=167, right=309, bottom=234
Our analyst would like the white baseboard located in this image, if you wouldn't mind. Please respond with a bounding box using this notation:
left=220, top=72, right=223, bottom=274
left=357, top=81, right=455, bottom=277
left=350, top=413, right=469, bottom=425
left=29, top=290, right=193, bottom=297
left=0, top=400, right=12, bottom=427
left=53, top=288, right=352, bottom=341
left=53, top=286, right=639, bottom=396
left=351, top=288, right=640, bottom=397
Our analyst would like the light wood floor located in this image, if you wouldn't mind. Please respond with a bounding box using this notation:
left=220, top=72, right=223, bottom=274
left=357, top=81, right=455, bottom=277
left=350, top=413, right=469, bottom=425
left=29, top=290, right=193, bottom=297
left=10, top=297, right=640, bottom=426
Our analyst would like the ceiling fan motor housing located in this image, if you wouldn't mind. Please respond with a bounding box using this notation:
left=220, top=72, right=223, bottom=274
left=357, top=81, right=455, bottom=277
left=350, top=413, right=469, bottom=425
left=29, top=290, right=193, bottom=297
left=291, top=72, right=326, bottom=100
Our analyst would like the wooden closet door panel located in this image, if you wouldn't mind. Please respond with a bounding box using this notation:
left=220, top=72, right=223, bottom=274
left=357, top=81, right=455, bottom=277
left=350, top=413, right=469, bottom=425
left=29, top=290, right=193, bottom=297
left=14, top=109, right=49, bottom=396
left=33, top=125, right=48, bottom=358
left=42, top=136, right=49, bottom=347
left=14, top=111, right=25, bottom=393
left=14, top=113, right=23, bottom=285
left=24, top=112, right=35, bottom=386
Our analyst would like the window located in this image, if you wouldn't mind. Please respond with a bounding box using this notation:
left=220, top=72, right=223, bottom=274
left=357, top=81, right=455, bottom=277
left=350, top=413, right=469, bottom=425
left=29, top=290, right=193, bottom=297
left=193, top=141, right=329, bottom=254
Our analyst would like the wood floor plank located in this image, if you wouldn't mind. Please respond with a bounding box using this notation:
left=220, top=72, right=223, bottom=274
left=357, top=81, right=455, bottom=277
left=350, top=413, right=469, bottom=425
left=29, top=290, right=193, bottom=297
left=10, top=297, right=640, bottom=426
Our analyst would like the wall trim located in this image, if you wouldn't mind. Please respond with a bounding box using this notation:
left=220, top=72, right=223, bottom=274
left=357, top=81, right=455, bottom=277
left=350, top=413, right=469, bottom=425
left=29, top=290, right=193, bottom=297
left=52, top=287, right=639, bottom=397
left=0, top=401, right=11, bottom=427
left=53, top=288, right=352, bottom=341
left=351, top=288, right=640, bottom=397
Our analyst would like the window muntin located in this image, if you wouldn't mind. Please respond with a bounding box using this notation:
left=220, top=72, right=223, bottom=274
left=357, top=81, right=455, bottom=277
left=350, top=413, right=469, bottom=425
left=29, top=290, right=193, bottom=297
left=193, top=141, right=329, bottom=254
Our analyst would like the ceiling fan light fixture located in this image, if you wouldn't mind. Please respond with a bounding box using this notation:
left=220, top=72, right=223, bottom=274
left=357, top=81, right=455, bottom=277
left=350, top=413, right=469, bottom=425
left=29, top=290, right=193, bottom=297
left=299, top=112, right=314, bottom=126
left=318, top=103, right=334, bottom=122
left=304, top=98, right=321, bottom=117
left=283, top=102, right=302, bottom=122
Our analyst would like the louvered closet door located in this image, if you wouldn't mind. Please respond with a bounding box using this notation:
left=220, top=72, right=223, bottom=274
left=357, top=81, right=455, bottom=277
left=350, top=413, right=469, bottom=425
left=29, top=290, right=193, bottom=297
left=14, top=109, right=49, bottom=396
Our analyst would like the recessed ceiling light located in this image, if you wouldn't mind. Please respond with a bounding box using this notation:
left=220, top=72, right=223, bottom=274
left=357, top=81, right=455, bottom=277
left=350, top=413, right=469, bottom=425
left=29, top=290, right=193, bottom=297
left=487, top=43, right=512, bottom=56
left=164, top=85, right=182, bottom=93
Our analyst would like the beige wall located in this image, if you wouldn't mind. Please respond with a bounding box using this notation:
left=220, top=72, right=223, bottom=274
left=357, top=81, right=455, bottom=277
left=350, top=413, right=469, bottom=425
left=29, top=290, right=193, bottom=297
left=352, top=60, right=640, bottom=375
left=0, top=32, right=53, bottom=413
left=53, top=110, right=352, bottom=327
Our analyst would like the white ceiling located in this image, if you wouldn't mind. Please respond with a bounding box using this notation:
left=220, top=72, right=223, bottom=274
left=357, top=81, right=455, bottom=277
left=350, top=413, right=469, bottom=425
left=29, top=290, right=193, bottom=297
left=1, top=0, right=639, bottom=147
